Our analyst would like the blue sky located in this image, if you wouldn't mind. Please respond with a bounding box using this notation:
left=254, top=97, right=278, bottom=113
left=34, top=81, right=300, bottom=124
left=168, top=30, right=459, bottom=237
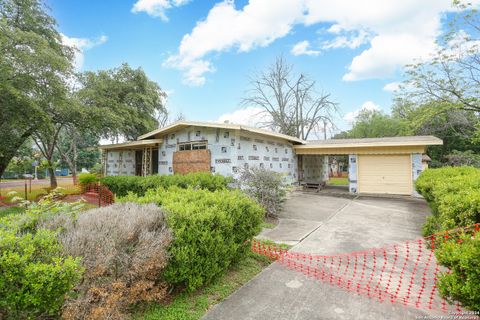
left=47, top=0, right=460, bottom=137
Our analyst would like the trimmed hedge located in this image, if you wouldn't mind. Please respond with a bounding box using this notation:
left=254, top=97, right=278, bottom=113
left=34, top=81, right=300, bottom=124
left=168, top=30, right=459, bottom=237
left=120, top=187, right=264, bottom=291
left=415, top=167, right=480, bottom=236
left=416, top=167, right=480, bottom=311
left=435, top=232, right=480, bottom=311
left=100, top=172, right=233, bottom=197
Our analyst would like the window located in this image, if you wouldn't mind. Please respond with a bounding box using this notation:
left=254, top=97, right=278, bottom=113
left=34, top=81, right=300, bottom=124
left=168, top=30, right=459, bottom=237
left=178, top=141, right=207, bottom=151
left=192, top=143, right=206, bottom=150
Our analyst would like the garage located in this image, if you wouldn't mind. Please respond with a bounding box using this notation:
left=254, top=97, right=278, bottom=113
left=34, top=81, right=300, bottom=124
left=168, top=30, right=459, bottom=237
left=293, top=136, right=443, bottom=196
left=357, top=154, right=412, bottom=195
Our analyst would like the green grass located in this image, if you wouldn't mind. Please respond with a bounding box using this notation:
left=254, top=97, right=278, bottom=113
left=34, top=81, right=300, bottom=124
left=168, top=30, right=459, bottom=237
left=260, top=221, right=276, bottom=229
left=327, top=177, right=349, bottom=186
left=0, top=185, right=80, bottom=203
left=138, top=251, right=273, bottom=320
left=0, top=206, right=25, bottom=218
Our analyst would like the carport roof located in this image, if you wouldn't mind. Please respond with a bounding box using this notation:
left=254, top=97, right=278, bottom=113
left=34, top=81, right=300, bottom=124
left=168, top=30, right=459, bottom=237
left=300, top=136, right=443, bottom=149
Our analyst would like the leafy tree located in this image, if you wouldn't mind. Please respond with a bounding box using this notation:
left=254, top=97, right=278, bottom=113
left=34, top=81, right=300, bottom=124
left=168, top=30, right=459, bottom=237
left=403, top=1, right=480, bottom=113
left=341, top=109, right=406, bottom=139
left=392, top=100, right=480, bottom=166
left=77, top=64, right=168, bottom=141
left=242, top=56, right=338, bottom=140
left=0, top=0, right=73, bottom=178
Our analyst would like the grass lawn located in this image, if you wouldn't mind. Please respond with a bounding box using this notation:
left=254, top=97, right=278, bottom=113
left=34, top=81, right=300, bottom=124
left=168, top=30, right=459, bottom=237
left=0, top=182, right=80, bottom=203
left=139, top=241, right=289, bottom=320
left=327, top=177, right=349, bottom=186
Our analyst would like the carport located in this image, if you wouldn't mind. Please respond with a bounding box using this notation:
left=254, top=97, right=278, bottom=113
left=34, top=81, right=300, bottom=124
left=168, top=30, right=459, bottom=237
left=294, top=136, right=443, bottom=196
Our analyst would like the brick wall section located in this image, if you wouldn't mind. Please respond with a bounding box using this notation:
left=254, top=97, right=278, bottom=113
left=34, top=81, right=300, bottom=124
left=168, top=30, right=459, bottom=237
left=173, top=149, right=211, bottom=174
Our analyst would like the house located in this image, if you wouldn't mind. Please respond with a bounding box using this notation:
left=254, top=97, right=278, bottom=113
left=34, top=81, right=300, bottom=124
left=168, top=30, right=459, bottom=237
left=100, top=121, right=443, bottom=196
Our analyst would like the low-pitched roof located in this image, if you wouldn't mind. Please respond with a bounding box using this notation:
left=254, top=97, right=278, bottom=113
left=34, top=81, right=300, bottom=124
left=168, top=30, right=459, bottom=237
left=137, top=121, right=305, bottom=144
left=298, top=136, right=443, bottom=149
left=99, top=139, right=163, bottom=150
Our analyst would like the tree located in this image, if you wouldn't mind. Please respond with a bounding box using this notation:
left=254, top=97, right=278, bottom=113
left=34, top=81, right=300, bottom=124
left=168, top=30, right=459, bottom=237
left=0, top=0, right=73, bottom=178
left=404, top=1, right=480, bottom=113
left=392, top=100, right=480, bottom=166
left=242, top=56, right=337, bottom=140
left=342, top=109, right=406, bottom=139
left=77, top=64, right=168, bottom=141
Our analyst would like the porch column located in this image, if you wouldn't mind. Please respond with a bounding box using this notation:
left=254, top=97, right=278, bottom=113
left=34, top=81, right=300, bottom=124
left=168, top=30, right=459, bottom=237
left=142, top=147, right=152, bottom=176
left=348, top=154, right=358, bottom=193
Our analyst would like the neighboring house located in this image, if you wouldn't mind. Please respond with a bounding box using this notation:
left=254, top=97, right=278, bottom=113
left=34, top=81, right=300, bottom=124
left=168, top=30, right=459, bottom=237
left=100, top=121, right=443, bottom=196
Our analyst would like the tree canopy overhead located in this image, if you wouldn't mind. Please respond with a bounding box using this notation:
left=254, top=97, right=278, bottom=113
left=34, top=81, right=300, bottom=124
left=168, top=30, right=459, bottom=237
left=77, top=64, right=168, bottom=141
left=0, top=0, right=73, bottom=177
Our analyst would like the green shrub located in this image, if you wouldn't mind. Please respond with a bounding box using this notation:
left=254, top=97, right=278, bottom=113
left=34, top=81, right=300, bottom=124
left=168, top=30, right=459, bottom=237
left=415, top=167, right=480, bottom=235
left=0, top=228, right=83, bottom=319
left=78, top=172, right=98, bottom=185
left=120, top=187, right=263, bottom=291
left=238, top=167, right=288, bottom=218
left=101, top=172, right=233, bottom=197
left=435, top=233, right=480, bottom=311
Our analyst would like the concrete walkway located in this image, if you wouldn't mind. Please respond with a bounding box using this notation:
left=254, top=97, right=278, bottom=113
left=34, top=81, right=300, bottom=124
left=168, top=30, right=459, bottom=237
left=204, top=191, right=436, bottom=320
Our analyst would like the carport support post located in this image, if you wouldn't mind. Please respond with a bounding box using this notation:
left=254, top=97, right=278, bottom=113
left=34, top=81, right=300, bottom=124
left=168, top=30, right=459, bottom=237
left=348, top=154, right=358, bottom=194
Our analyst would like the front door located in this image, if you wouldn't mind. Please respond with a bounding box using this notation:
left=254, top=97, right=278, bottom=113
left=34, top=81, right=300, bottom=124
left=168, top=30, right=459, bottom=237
left=135, top=150, right=142, bottom=176
left=152, top=148, right=159, bottom=174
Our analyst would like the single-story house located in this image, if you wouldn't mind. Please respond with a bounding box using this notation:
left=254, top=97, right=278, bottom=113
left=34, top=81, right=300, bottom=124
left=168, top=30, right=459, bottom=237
left=100, top=121, right=442, bottom=196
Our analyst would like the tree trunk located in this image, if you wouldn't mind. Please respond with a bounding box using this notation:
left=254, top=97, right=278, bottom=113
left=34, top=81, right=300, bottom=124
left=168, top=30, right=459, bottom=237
left=47, top=161, right=57, bottom=188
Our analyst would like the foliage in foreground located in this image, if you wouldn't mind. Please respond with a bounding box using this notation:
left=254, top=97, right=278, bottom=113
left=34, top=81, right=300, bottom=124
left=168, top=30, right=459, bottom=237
left=120, top=187, right=264, bottom=291
left=139, top=251, right=271, bottom=320
left=0, top=195, right=84, bottom=319
left=238, top=167, right=288, bottom=218
left=435, top=233, right=480, bottom=312
left=60, top=203, right=172, bottom=319
left=101, top=172, right=233, bottom=197
left=416, top=167, right=480, bottom=311
left=415, top=167, right=480, bottom=236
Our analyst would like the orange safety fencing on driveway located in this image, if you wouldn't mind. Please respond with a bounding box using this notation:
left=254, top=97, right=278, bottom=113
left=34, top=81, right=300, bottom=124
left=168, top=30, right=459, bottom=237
left=252, top=223, right=480, bottom=315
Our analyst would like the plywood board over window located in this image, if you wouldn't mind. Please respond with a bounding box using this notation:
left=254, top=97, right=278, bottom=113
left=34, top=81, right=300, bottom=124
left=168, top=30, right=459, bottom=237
left=173, top=149, right=211, bottom=174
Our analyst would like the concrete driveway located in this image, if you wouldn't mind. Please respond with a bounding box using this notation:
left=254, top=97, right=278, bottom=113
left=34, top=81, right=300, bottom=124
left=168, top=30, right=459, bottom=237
left=204, top=191, right=436, bottom=320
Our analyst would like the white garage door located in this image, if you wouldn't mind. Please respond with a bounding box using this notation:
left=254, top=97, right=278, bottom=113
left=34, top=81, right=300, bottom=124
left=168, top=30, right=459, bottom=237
left=358, top=154, right=412, bottom=195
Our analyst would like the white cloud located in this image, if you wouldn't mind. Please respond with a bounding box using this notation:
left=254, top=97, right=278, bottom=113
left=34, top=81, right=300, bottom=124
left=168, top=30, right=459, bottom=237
left=164, top=0, right=305, bottom=86
left=61, top=34, right=108, bottom=69
left=383, top=81, right=401, bottom=92
left=166, top=0, right=479, bottom=86
left=217, top=106, right=271, bottom=127
left=131, top=0, right=191, bottom=21
left=343, top=101, right=380, bottom=123
left=291, top=40, right=321, bottom=56
left=322, top=29, right=370, bottom=50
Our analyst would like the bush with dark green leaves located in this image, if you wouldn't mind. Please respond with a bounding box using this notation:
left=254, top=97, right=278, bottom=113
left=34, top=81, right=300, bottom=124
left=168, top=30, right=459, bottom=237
left=78, top=172, right=98, bottom=185
left=0, top=196, right=84, bottom=319
left=100, top=172, right=233, bottom=197
left=435, top=232, right=480, bottom=311
left=415, top=167, right=480, bottom=236
left=120, top=187, right=264, bottom=291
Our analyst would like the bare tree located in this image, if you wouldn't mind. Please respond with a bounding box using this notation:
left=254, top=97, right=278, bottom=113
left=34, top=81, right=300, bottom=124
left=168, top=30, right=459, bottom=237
left=242, top=56, right=338, bottom=140
left=403, top=1, right=480, bottom=113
